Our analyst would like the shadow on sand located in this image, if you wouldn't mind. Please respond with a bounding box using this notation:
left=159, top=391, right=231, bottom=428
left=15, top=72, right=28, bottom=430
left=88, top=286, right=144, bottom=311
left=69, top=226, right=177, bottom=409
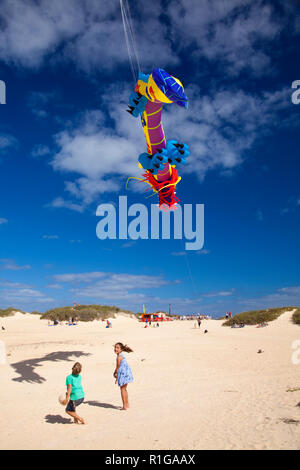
left=45, top=414, right=73, bottom=424
left=11, top=351, right=91, bottom=384
left=85, top=400, right=121, bottom=410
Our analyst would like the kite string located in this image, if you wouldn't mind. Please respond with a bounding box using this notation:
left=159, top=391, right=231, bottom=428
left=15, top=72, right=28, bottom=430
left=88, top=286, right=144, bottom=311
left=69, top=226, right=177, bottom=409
left=180, top=237, right=199, bottom=300
left=120, top=0, right=141, bottom=83
left=120, top=2, right=198, bottom=309
left=120, top=0, right=136, bottom=80
left=124, top=0, right=141, bottom=73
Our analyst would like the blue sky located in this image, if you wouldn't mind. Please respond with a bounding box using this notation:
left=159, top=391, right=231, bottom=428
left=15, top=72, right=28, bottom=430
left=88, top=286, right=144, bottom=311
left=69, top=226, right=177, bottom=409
left=0, top=0, right=299, bottom=315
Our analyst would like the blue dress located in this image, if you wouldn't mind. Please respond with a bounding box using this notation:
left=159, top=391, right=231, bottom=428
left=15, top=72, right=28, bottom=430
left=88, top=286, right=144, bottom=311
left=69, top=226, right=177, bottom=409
left=117, top=353, right=133, bottom=387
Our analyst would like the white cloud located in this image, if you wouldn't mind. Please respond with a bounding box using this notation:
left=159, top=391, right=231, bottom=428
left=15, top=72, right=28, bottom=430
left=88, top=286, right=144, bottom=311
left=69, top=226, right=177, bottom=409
left=47, top=196, right=85, bottom=213
left=203, top=289, right=235, bottom=298
left=27, top=90, right=59, bottom=118
left=16, top=288, right=46, bottom=298
left=49, top=94, right=145, bottom=205
left=256, top=209, right=263, bottom=221
left=171, top=251, right=187, bottom=257
left=280, top=196, right=300, bottom=215
left=167, top=0, right=295, bottom=76
left=31, top=145, right=51, bottom=158
left=0, top=287, right=53, bottom=305
left=278, top=286, right=300, bottom=296
left=121, top=241, right=136, bottom=248
left=46, top=284, right=64, bottom=289
left=47, top=82, right=295, bottom=206
left=0, top=0, right=177, bottom=72
left=0, top=0, right=297, bottom=82
left=0, top=0, right=86, bottom=68
left=52, top=106, right=141, bottom=178
left=172, top=249, right=210, bottom=256
left=52, top=271, right=106, bottom=283
left=238, top=286, right=300, bottom=310
left=197, top=249, right=210, bottom=255
left=51, top=271, right=169, bottom=304
left=0, top=218, right=8, bottom=225
left=0, top=259, right=31, bottom=271
left=162, top=85, right=293, bottom=182
left=0, top=134, right=18, bottom=155
left=42, top=235, right=59, bottom=239
left=64, top=177, right=121, bottom=205
left=0, top=280, right=31, bottom=289
left=0, top=276, right=54, bottom=308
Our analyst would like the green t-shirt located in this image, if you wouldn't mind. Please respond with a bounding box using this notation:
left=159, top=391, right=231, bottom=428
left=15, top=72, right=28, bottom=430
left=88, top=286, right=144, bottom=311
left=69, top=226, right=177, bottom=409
left=66, top=374, right=85, bottom=401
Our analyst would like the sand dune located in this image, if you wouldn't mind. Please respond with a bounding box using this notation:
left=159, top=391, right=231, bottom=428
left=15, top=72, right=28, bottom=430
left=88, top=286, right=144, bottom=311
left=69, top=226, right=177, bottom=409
left=0, top=310, right=299, bottom=450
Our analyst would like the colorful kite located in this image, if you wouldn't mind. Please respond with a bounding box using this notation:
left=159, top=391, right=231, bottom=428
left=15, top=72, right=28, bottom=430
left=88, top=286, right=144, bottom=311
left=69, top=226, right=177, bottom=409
left=127, top=68, right=190, bottom=209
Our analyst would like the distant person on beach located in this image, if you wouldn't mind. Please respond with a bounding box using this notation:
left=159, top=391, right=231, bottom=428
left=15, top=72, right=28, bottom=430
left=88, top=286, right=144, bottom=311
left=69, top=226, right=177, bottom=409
left=232, top=323, right=244, bottom=328
left=62, top=362, right=85, bottom=424
left=197, top=318, right=201, bottom=328
left=113, top=343, right=134, bottom=411
left=257, top=322, right=268, bottom=328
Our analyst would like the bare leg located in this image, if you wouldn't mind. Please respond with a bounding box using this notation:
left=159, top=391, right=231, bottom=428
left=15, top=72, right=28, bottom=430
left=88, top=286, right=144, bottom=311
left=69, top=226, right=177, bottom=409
left=120, top=385, right=129, bottom=410
left=124, top=386, right=129, bottom=409
left=66, top=410, right=85, bottom=424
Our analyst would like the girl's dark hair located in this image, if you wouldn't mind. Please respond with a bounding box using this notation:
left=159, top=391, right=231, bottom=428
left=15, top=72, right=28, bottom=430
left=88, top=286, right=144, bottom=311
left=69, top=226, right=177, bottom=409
left=115, top=342, right=133, bottom=353
left=72, top=362, right=82, bottom=375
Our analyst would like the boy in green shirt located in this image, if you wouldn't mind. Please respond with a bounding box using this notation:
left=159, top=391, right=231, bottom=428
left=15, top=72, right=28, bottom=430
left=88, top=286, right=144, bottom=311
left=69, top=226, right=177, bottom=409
left=62, top=362, right=85, bottom=424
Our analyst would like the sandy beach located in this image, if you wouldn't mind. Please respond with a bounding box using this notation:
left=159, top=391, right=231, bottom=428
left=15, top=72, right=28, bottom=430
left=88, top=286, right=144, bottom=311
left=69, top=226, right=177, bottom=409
left=0, top=310, right=299, bottom=450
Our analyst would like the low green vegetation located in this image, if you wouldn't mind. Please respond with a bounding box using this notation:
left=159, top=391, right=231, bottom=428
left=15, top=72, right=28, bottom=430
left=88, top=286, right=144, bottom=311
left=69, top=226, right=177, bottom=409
left=292, top=308, right=300, bottom=326
left=223, top=306, right=297, bottom=326
left=0, top=308, right=26, bottom=317
left=41, top=304, right=135, bottom=322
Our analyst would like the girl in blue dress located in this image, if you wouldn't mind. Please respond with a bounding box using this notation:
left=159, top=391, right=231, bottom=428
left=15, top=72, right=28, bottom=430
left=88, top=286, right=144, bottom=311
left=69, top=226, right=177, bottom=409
left=113, top=342, right=134, bottom=410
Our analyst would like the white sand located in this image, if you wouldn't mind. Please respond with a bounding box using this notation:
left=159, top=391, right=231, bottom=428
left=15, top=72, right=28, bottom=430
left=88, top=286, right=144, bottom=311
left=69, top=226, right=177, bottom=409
left=0, top=310, right=299, bottom=450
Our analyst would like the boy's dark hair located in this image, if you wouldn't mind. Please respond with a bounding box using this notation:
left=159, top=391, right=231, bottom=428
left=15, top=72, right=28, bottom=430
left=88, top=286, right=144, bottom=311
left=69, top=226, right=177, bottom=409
left=115, top=342, right=133, bottom=353
left=72, top=362, right=82, bottom=375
